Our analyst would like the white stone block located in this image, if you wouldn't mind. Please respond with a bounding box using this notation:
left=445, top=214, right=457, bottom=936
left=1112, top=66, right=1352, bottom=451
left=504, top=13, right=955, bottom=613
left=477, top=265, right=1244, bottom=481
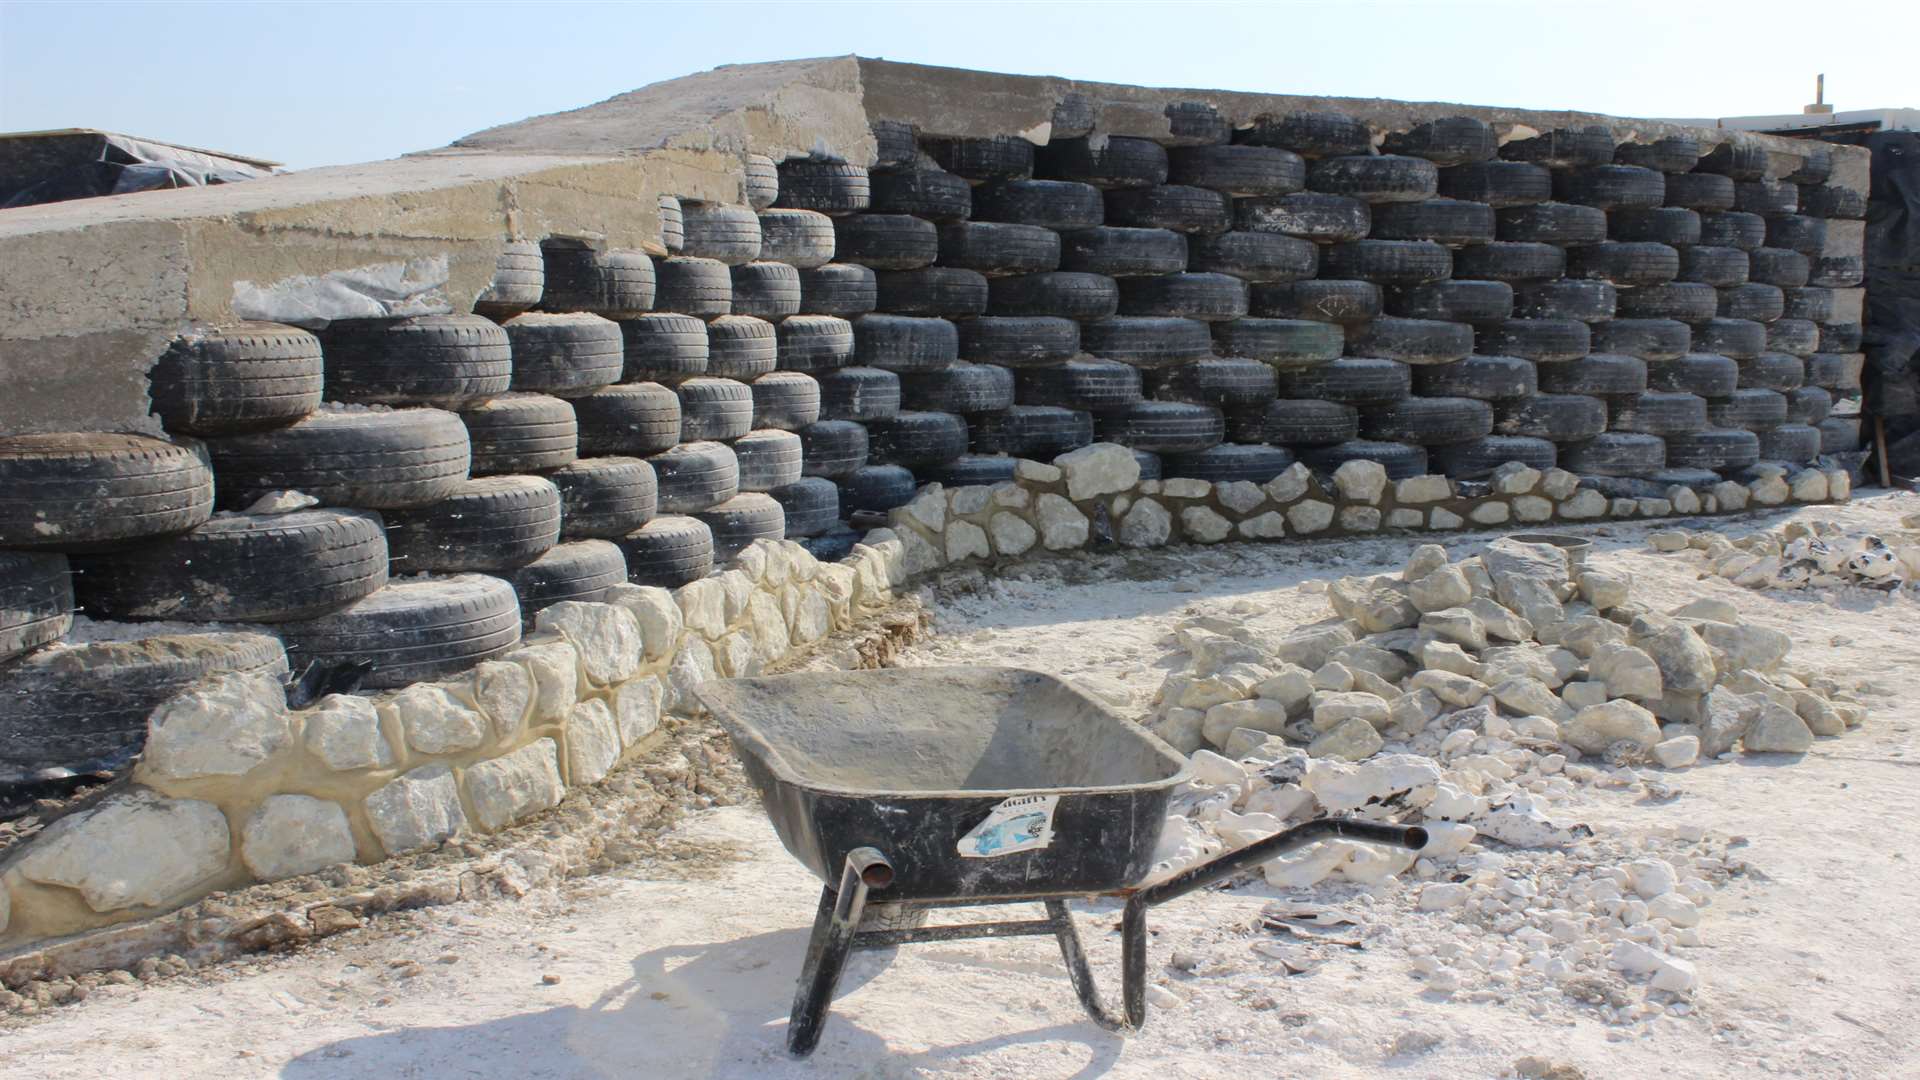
left=464, top=738, right=566, bottom=831
left=365, top=765, right=468, bottom=856
left=241, top=794, right=356, bottom=881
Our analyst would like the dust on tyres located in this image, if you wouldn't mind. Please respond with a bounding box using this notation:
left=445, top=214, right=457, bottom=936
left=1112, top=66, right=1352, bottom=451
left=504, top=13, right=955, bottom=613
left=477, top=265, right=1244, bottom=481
left=1, top=433, right=215, bottom=550
left=770, top=477, right=841, bottom=537
left=502, top=313, right=624, bottom=398
left=274, top=574, right=519, bottom=691
left=798, top=420, right=869, bottom=478
left=1413, top=354, right=1538, bottom=400
left=836, top=465, right=919, bottom=515
left=1559, top=432, right=1666, bottom=477
left=379, top=476, right=562, bottom=573
left=618, top=515, right=715, bottom=589
left=1263, top=398, right=1359, bottom=444
left=816, top=367, right=902, bottom=421
left=968, top=406, right=1096, bottom=458
left=572, top=383, right=682, bottom=456
left=1492, top=394, right=1607, bottom=440
left=1014, top=357, right=1144, bottom=413
left=618, top=312, right=709, bottom=383
left=203, top=409, right=468, bottom=512
left=473, top=240, right=546, bottom=318
left=503, top=540, right=628, bottom=629
left=146, top=322, right=325, bottom=436
left=649, top=441, right=740, bottom=514
left=751, top=371, right=822, bottom=430
left=0, top=551, right=72, bottom=662
left=676, top=378, right=754, bottom=441
left=549, top=457, right=658, bottom=539
left=459, top=393, right=579, bottom=476
left=733, top=429, right=805, bottom=492
left=317, top=314, right=512, bottom=408
left=956, top=316, right=1079, bottom=366
left=864, top=411, right=970, bottom=466
left=1662, top=429, right=1761, bottom=471
left=1092, top=401, right=1226, bottom=454
left=1160, top=443, right=1296, bottom=484
left=693, top=493, right=786, bottom=562
left=777, top=315, right=857, bottom=372
left=1296, top=439, right=1429, bottom=480
left=1430, top=435, right=1557, bottom=478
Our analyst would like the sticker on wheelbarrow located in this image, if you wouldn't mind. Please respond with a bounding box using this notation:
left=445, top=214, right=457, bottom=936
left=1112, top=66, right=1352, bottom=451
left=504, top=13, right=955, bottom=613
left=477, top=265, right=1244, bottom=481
left=958, top=794, right=1058, bottom=858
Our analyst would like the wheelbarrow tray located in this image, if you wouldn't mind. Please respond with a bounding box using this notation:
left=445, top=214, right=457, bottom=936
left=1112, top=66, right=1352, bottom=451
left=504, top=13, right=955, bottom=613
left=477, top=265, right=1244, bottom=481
left=697, top=666, right=1190, bottom=902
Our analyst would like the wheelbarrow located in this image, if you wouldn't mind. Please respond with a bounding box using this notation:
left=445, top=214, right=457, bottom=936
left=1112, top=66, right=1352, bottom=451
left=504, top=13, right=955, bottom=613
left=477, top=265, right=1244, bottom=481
left=696, top=666, right=1427, bottom=1057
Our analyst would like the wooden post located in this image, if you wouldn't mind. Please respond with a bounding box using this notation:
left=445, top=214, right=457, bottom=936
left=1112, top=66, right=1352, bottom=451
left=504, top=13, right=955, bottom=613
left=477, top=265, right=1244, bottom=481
left=1875, top=414, right=1893, bottom=488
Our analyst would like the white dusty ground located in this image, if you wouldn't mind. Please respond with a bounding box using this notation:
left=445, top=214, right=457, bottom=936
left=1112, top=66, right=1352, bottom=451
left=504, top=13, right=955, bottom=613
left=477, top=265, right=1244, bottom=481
left=6, top=494, right=1920, bottom=1079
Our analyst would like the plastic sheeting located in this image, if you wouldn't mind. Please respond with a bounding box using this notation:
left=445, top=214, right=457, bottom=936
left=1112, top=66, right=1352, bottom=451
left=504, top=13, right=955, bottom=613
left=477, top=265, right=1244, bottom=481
left=0, top=131, right=273, bottom=209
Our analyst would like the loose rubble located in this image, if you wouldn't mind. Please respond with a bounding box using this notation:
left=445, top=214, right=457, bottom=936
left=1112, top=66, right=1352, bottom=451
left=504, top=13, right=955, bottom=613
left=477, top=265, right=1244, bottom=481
left=1650, top=512, right=1920, bottom=593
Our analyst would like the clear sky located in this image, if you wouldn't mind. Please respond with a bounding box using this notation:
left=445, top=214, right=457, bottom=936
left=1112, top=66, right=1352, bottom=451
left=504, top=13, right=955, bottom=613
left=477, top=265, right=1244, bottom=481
left=0, top=0, right=1912, bottom=171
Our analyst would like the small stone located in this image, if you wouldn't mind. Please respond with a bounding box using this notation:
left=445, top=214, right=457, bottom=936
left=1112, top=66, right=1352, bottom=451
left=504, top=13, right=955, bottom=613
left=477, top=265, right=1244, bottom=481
left=1630, top=614, right=1717, bottom=695
left=946, top=519, right=990, bottom=561
left=604, top=584, right=682, bottom=661
left=1540, top=468, right=1579, bottom=500
left=365, top=765, right=469, bottom=856
left=1118, top=499, right=1172, bottom=547
left=1788, top=470, right=1829, bottom=502
left=464, top=738, right=566, bottom=831
left=1418, top=641, right=1482, bottom=678
left=1512, top=495, right=1553, bottom=522
left=1311, top=691, right=1389, bottom=729
left=1559, top=680, right=1608, bottom=711
left=1407, top=669, right=1488, bottom=707
left=1054, top=443, right=1140, bottom=500
left=1387, top=508, right=1424, bottom=528
left=1558, top=489, right=1607, bottom=519
left=949, top=485, right=991, bottom=515
left=1402, top=543, right=1450, bottom=582
left=1161, top=478, right=1210, bottom=500
left=1308, top=716, right=1385, bottom=760
left=17, top=791, right=231, bottom=911
left=505, top=640, right=581, bottom=722
left=1668, top=486, right=1701, bottom=514
left=1263, top=462, right=1312, bottom=503
left=901, top=484, right=946, bottom=532
left=1588, top=642, right=1663, bottom=700
left=1490, top=676, right=1571, bottom=723
left=1339, top=506, right=1382, bottom=532
left=1215, top=480, right=1266, bottom=514
left=1329, top=575, right=1420, bottom=632
left=1410, top=566, right=1473, bottom=612
left=1827, top=469, right=1851, bottom=500
left=1429, top=507, right=1464, bottom=529
left=387, top=684, right=489, bottom=756
left=1652, top=735, right=1700, bottom=768
left=1201, top=698, right=1291, bottom=747
left=1749, top=475, right=1790, bottom=505
left=1648, top=530, right=1691, bottom=552
left=138, top=671, right=291, bottom=783
left=1333, top=460, right=1389, bottom=503
left=471, top=660, right=533, bottom=740
left=1670, top=597, right=1738, bottom=623
left=565, top=699, right=622, bottom=784
left=1180, top=506, right=1232, bottom=543
left=1468, top=501, right=1511, bottom=525
left=1637, top=498, right=1672, bottom=517
left=1420, top=607, right=1488, bottom=651
left=1015, top=459, right=1061, bottom=485
left=1577, top=570, right=1628, bottom=610
left=1559, top=615, right=1627, bottom=658
left=1238, top=511, right=1288, bottom=539
left=1651, top=956, right=1698, bottom=993
left=1387, top=687, right=1443, bottom=734
left=613, top=677, right=665, bottom=747
left=1033, top=493, right=1090, bottom=549
left=674, top=577, right=728, bottom=638
left=1610, top=496, right=1637, bottom=517
left=1491, top=462, right=1541, bottom=495
left=1310, top=662, right=1355, bottom=692
left=1149, top=708, right=1206, bottom=754
left=301, top=694, right=394, bottom=772
left=988, top=512, right=1038, bottom=555
left=1418, top=882, right=1470, bottom=911
left=1743, top=701, right=1814, bottom=754
left=241, top=795, right=356, bottom=881
left=1395, top=475, right=1451, bottom=504
left=1559, top=700, right=1661, bottom=754
left=535, top=602, right=643, bottom=686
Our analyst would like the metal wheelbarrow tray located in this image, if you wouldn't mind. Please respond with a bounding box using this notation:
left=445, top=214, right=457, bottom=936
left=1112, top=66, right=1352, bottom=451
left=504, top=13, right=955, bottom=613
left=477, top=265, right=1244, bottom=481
left=697, top=666, right=1426, bottom=1056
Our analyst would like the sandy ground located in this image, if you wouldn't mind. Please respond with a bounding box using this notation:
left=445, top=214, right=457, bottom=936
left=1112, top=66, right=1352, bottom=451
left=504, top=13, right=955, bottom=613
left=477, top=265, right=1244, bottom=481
left=5, top=494, right=1919, bottom=1079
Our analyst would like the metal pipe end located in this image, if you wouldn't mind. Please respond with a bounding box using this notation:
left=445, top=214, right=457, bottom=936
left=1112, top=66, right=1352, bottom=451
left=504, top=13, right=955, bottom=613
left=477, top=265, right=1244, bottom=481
left=847, top=846, right=895, bottom=889
left=1401, top=826, right=1430, bottom=851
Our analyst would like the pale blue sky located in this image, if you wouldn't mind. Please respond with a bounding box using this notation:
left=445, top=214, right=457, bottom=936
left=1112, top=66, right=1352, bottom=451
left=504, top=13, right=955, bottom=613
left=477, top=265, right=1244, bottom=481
left=1, top=0, right=1911, bottom=170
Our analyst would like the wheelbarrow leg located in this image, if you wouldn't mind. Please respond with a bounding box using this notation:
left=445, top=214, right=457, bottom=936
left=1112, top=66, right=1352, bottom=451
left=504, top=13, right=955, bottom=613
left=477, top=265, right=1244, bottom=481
left=1045, top=896, right=1147, bottom=1033
left=787, top=847, right=893, bottom=1057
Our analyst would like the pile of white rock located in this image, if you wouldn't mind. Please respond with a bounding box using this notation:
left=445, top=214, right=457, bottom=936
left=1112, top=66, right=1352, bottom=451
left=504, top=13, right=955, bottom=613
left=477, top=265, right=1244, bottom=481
left=1139, top=535, right=1869, bottom=1002
left=1650, top=514, right=1920, bottom=592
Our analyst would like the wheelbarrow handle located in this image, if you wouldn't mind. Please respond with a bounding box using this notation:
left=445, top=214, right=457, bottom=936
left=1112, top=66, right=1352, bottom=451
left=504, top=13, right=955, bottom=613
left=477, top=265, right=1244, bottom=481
left=1135, top=817, right=1428, bottom=908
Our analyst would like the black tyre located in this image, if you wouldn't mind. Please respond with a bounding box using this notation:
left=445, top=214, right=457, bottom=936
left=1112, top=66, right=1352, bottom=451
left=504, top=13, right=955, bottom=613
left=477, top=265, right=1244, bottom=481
left=1699, top=211, right=1767, bottom=251
left=1811, top=254, right=1864, bottom=289
left=0, top=630, right=290, bottom=775
left=1145, top=356, right=1278, bottom=406
left=730, top=261, right=802, bottom=321
left=574, top=383, right=681, bottom=456
left=1564, top=242, right=1679, bottom=286
left=319, top=314, right=512, bottom=407
left=504, top=539, right=628, bottom=628
left=1238, top=112, right=1372, bottom=158
left=1734, top=179, right=1798, bottom=217
left=759, top=209, right=839, bottom=269
left=72, top=508, right=386, bottom=623
left=1496, top=202, right=1608, bottom=246
left=1758, top=424, right=1821, bottom=464
left=992, top=272, right=1122, bottom=319
left=975, top=403, right=1098, bottom=453
left=1663, top=428, right=1760, bottom=471
left=1035, top=136, right=1168, bottom=188
left=865, top=411, right=970, bottom=466
left=1015, top=358, right=1144, bottom=412
left=676, top=377, right=754, bottom=441
left=1554, top=165, right=1664, bottom=210
left=744, top=153, right=780, bottom=211
left=1765, top=215, right=1827, bottom=257
left=1818, top=324, right=1862, bottom=353
left=1691, top=318, right=1767, bottom=359
left=1359, top=396, right=1493, bottom=444
left=777, top=314, right=857, bottom=372
left=1493, top=394, right=1607, bottom=440
left=733, top=429, right=804, bottom=491
left=650, top=440, right=740, bottom=513
left=1616, top=281, right=1719, bottom=321
left=1677, top=246, right=1750, bottom=287
left=0, top=434, right=212, bottom=550
left=902, top=362, right=1016, bottom=414
left=693, top=494, right=785, bottom=561
left=1699, top=141, right=1769, bottom=181
left=915, top=456, right=1019, bottom=489
left=1739, top=353, right=1806, bottom=392
left=654, top=257, right=733, bottom=317
left=1708, top=388, right=1789, bottom=431
left=551, top=457, right=657, bottom=539
left=1058, top=226, right=1189, bottom=277
left=539, top=245, right=656, bottom=317
left=924, top=135, right=1035, bottom=181
left=382, top=476, right=561, bottom=572
left=1437, top=161, right=1551, bottom=207
left=834, top=214, right=939, bottom=270
left=937, top=222, right=1061, bottom=276
left=1748, top=248, right=1810, bottom=289
left=1168, top=144, right=1306, bottom=195
left=277, top=573, right=519, bottom=691
left=817, top=367, right=902, bottom=421
left=1414, top=353, right=1538, bottom=400
left=1476, top=318, right=1591, bottom=362
left=1383, top=117, right=1497, bottom=166
left=770, top=477, right=840, bottom=538
left=1767, top=319, right=1820, bottom=358
left=971, top=179, right=1106, bottom=229
left=619, top=312, right=709, bottom=382
left=502, top=313, right=623, bottom=398
left=1800, top=184, right=1867, bottom=220
left=618, top=515, right=714, bottom=589
left=1430, top=435, right=1556, bottom=479
left=205, top=409, right=469, bottom=511
left=773, top=160, right=870, bottom=215
left=704, top=315, right=779, bottom=380
left=1246, top=280, right=1381, bottom=323
left=1347, top=316, right=1474, bottom=365
left=751, top=371, right=822, bottom=430
left=1452, top=242, right=1565, bottom=282
left=1509, top=279, right=1612, bottom=322
left=837, top=465, right=919, bottom=515
left=460, top=393, right=579, bottom=475
left=1320, top=240, right=1451, bottom=285
left=1647, top=353, right=1738, bottom=397
left=1104, top=184, right=1231, bottom=233
left=1187, top=231, right=1318, bottom=282
left=473, top=240, right=545, bottom=319
left=1607, top=391, right=1708, bottom=435
left=1807, top=352, right=1863, bottom=391
left=798, top=526, right=856, bottom=561
left=1369, top=198, right=1496, bottom=247
left=1307, top=155, right=1438, bottom=203
left=1233, top=193, right=1371, bottom=242
left=679, top=203, right=763, bottom=265
left=1818, top=416, right=1862, bottom=453
left=1536, top=353, right=1647, bottom=396
left=658, top=195, right=684, bottom=253
left=1295, top=440, right=1429, bottom=481
left=1615, top=135, right=1701, bottom=174
left=1390, top=280, right=1516, bottom=324
left=799, top=420, right=869, bottom=478
left=1116, top=272, right=1246, bottom=320
left=1590, top=318, right=1690, bottom=362
left=1560, top=432, right=1665, bottom=476
left=0, top=552, right=71, bottom=662
left=1608, top=207, right=1702, bottom=245
left=147, top=322, right=324, bottom=436
left=1664, top=172, right=1736, bottom=211
left=1782, top=287, right=1835, bottom=323
left=875, top=267, right=989, bottom=317
left=1500, top=126, right=1616, bottom=168
left=870, top=169, right=972, bottom=222
left=1264, top=399, right=1359, bottom=444
left=957, top=316, right=1080, bottom=366
left=1274, top=356, right=1412, bottom=403
left=1093, top=401, right=1225, bottom=454
left=1081, top=316, right=1215, bottom=367
left=1162, top=443, right=1296, bottom=484
left=855, top=314, right=959, bottom=372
